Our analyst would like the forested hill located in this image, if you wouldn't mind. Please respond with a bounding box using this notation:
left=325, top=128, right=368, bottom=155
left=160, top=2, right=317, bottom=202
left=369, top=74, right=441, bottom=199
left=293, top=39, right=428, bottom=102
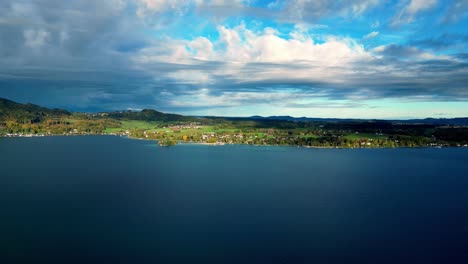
left=0, top=97, right=195, bottom=123
left=0, top=98, right=71, bottom=123
left=107, top=109, right=195, bottom=122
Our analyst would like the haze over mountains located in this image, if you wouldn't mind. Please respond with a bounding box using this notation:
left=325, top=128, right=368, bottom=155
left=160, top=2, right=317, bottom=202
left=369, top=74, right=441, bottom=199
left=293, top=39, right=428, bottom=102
left=247, top=115, right=468, bottom=126
left=2, top=97, right=468, bottom=126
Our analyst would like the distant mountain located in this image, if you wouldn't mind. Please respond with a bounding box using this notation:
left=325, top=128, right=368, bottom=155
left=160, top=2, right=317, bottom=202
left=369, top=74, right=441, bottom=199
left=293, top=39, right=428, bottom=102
left=0, top=97, right=200, bottom=123
left=396, top=118, right=468, bottom=126
left=0, top=98, right=71, bottom=123
left=248, top=115, right=468, bottom=126
left=249, top=115, right=366, bottom=122
left=107, top=109, right=196, bottom=122
left=1, top=97, right=467, bottom=125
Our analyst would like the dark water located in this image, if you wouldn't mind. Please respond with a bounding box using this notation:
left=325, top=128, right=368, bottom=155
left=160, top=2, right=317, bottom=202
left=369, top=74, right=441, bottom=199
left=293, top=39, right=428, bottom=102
left=1, top=136, right=468, bottom=264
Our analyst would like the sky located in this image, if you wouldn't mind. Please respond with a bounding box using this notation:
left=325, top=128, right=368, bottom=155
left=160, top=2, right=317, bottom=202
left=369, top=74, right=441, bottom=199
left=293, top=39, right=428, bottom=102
left=0, top=0, right=467, bottom=118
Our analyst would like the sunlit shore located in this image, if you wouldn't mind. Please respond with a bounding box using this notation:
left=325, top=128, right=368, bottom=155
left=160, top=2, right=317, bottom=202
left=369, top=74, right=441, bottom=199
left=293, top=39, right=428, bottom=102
left=3, top=132, right=467, bottom=149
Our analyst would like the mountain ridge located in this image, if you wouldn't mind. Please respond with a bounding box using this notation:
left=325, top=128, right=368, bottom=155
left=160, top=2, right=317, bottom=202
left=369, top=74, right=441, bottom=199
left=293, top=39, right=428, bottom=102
left=1, top=97, right=467, bottom=125
left=247, top=115, right=468, bottom=126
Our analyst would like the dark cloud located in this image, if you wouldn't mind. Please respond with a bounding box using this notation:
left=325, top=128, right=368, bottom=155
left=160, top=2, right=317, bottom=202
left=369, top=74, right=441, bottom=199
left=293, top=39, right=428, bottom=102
left=374, top=44, right=424, bottom=58
left=453, top=53, right=468, bottom=60
left=285, top=101, right=371, bottom=109
left=409, top=33, right=468, bottom=51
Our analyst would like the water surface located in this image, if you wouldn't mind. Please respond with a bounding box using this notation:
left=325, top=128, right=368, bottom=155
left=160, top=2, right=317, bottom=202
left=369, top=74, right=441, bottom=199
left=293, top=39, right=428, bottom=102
left=1, top=136, right=467, bottom=263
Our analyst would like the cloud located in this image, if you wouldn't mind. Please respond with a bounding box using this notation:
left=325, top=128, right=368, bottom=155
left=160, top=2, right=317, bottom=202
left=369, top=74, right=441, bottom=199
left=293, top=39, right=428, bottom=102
left=406, top=0, right=437, bottom=14
left=373, top=44, right=422, bottom=58
left=135, top=0, right=195, bottom=16
left=23, top=29, right=50, bottom=48
left=194, top=0, right=383, bottom=24
left=372, top=44, right=450, bottom=60
left=363, top=31, right=379, bottom=40
left=409, top=33, right=468, bottom=51
left=392, top=0, right=438, bottom=26
left=130, top=24, right=468, bottom=111
left=440, top=0, right=468, bottom=23
left=280, top=0, right=380, bottom=22
left=0, top=0, right=467, bottom=116
left=166, top=89, right=303, bottom=108
left=133, top=23, right=373, bottom=90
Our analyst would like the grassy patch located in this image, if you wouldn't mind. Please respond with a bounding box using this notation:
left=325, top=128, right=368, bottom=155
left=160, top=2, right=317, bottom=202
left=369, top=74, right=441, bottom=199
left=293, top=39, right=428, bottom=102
left=213, top=128, right=239, bottom=134
left=104, top=120, right=161, bottom=133
left=344, top=133, right=387, bottom=140
left=104, top=127, right=123, bottom=133
left=298, top=134, right=319, bottom=139
left=121, top=120, right=160, bottom=129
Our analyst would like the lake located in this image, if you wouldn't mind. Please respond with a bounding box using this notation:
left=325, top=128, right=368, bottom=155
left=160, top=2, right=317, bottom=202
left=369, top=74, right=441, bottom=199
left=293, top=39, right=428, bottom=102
left=1, top=136, right=468, bottom=263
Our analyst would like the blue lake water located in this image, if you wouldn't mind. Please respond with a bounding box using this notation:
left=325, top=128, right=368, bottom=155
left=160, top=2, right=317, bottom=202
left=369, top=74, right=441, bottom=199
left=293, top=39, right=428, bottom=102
left=1, top=136, right=468, bottom=263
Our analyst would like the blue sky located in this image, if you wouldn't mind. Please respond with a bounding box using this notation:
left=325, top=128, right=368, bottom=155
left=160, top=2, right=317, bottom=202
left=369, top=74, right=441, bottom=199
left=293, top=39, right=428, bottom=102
left=0, top=0, right=467, bottom=118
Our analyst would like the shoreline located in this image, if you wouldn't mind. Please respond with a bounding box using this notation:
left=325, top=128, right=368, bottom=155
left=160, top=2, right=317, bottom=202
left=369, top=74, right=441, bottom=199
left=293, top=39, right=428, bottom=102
left=175, top=141, right=461, bottom=149
left=1, top=133, right=466, bottom=149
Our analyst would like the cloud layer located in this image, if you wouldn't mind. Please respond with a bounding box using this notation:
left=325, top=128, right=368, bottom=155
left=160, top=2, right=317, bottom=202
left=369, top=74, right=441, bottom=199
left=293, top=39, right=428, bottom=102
left=0, top=0, right=467, bottom=118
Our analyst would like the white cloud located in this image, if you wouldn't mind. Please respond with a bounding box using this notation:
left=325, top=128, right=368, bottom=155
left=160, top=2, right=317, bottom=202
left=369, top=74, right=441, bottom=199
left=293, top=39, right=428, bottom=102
left=129, top=21, right=466, bottom=111
left=363, top=31, right=379, bottom=40
left=282, top=0, right=380, bottom=22
left=216, top=24, right=370, bottom=65
left=135, top=0, right=194, bottom=16
left=133, top=23, right=373, bottom=89
left=24, top=29, right=50, bottom=48
left=392, top=0, right=438, bottom=26
left=188, top=37, right=216, bottom=60
left=406, top=0, right=437, bottom=14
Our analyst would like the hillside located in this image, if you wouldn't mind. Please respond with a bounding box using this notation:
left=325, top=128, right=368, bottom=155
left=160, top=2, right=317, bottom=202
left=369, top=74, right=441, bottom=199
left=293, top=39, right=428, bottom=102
left=107, top=109, right=197, bottom=122
left=0, top=97, right=198, bottom=123
left=0, top=98, right=71, bottom=123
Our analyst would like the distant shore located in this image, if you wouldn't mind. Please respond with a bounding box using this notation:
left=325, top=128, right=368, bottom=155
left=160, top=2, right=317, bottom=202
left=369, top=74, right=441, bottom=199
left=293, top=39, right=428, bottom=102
left=2, top=133, right=467, bottom=149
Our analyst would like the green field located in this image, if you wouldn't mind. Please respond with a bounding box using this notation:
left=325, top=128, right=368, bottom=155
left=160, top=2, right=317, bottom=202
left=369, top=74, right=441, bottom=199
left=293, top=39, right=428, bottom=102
left=104, top=120, right=161, bottom=133
left=344, top=133, right=387, bottom=140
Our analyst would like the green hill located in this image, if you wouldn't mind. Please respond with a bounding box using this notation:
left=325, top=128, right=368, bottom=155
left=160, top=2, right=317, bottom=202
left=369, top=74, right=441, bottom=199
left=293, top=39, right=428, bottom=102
left=107, top=109, right=196, bottom=122
left=0, top=97, right=196, bottom=123
left=0, top=98, right=71, bottom=123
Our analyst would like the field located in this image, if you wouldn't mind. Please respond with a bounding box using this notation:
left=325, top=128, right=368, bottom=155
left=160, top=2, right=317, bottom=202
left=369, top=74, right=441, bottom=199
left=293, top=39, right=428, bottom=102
left=343, top=133, right=388, bottom=140
left=104, top=120, right=161, bottom=133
